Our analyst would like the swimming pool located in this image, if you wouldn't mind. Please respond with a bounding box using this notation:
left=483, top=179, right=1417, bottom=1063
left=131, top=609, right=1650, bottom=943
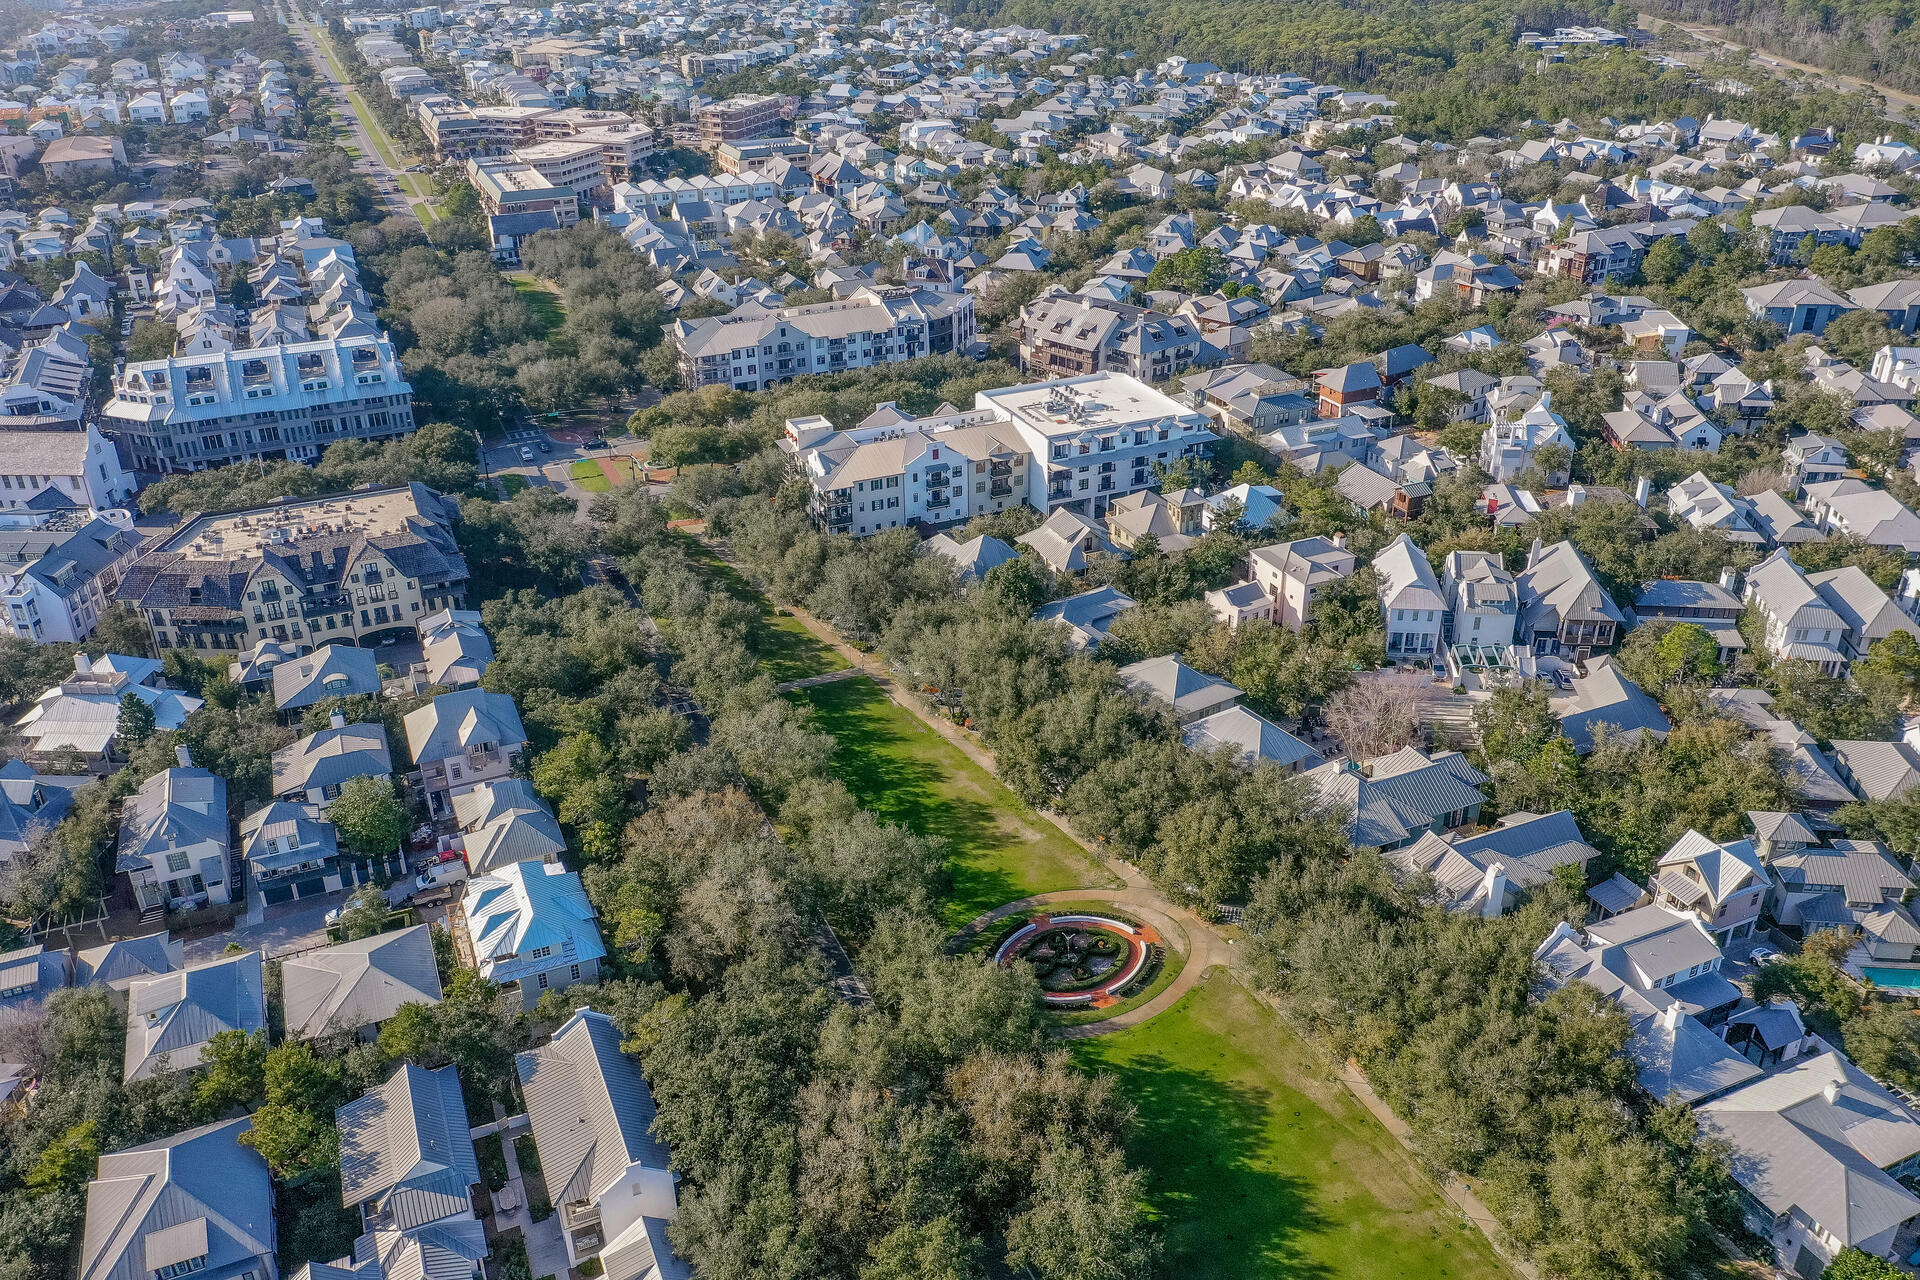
left=1861, top=966, right=1920, bottom=990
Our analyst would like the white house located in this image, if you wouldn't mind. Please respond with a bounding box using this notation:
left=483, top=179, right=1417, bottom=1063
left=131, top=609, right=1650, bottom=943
left=1373, top=533, right=1445, bottom=660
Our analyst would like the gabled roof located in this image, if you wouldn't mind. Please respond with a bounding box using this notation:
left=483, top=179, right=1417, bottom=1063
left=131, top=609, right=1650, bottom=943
left=515, top=1009, right=671, bottom=1206
left=123, top=950, right=265, bottom=1081
left=80, top=1117, right=273, bottom=1280
left=1698, top=1052, right=1920, bottom=1247
left=1657, top=829, right=1766, bottom=904
left=273, top=643, right=382, bottom=711
left=282, top=924, right=442, bottom=1041
left=75, top=932, right=183, bottom=992
left=1115, top=654, right=1242, bottom=716
left=1554, top=655, right=1670, bottom=752
left=1183, top=705, right=1323, bottom=770
left=405, top=690, right=527, bottom=764
left=337, top=1063, right=477, bottom=1228
left=460, top=861, right=604, bottom=984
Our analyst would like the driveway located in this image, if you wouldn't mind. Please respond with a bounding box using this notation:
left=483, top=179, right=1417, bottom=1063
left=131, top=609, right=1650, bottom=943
left=185, top=897, right=334, bottom=963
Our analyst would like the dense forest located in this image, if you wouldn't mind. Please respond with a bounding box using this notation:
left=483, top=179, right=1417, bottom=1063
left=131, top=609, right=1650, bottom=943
left=956, top=0, right=1910, bottom=142
left=1643, top=0, right=1920, bottom=96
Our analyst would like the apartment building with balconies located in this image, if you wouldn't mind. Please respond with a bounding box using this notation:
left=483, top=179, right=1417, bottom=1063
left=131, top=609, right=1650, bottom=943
left=114, top=484, right=468, bottom=655
left=99, top=333, right=414, bottom=472
left=673, top=285, right=974, bottom=391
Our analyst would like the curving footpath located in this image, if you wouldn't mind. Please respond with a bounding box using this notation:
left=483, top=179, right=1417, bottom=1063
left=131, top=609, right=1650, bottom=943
left=950, top=887, right=1232, bottom=1039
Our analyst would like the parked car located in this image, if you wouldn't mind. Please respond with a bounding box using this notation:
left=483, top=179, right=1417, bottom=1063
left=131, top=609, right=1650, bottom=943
left=1748, top=945, right=1782, bottom=966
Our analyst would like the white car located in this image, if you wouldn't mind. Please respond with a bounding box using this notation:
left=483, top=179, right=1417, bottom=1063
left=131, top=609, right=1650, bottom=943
left=1748, top=945, right=1782, bottom=966
left=519, top=445, right=535, bottom=462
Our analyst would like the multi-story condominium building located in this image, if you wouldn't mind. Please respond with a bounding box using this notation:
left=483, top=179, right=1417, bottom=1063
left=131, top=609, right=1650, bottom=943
left=115, top=484, right=469, bottom=655
left=784, top=407, right=1032, bottom=537
left=0, top=511, right=142, bottom=643
left=99, top=334, right=415, bottom=472
left=1016, top=293, right=1202, bottom=383
left=785, top=372, right=1216, bottom=531
left=415, top=96, right=552, bottom=159
left=0, top=423, right=134, bottom=509
left=695, top=93, right=783, bottom=148
left=975, top=374, right=1216, bottom=519
left=466, top=156, right=580, bottom=225
left=509, top=139, right=606, bottom=200
left=674, top=285, right=975, bottom=392
left=715, top=136, right=811, bottom=173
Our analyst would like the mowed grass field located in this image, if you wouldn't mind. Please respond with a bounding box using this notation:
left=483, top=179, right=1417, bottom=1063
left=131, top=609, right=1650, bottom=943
left=790, top=675, right=1114, bottom=924
left=505, top=272, right=567, bottom=335
left=1075, top=971, right=1517, bottom=1280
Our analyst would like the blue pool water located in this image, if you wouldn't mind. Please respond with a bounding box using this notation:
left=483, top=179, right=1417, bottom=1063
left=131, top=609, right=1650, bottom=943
left=1862, top=966, right=1920, bottom=990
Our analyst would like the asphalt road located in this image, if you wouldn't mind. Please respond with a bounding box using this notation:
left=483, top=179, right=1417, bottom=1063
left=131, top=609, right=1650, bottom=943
left=289, top=14, right=427, bottom=226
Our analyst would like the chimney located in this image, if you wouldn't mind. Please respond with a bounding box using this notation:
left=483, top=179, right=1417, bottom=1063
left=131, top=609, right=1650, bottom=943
left=1479, top=862, right=1508, bottom=919
left=1718, top=566, right=1739, bottom=593
left=1331, top=530, right=1346, bottom=548
left=1527, top=536, right=1543, bottom=567
left=1633, top=475, right=1651, bottom=508
left=1662, top=1002, right=1683, bottom=1031
left=175, top=745, right=192, bottom=768
left=73, top=652, right=92, bottom=676
left=1566, top=483, right=1587, bottom=507
left=1823, top=1079, right=1842, bottom=1106
left=329, top=710, right=347, bottom=730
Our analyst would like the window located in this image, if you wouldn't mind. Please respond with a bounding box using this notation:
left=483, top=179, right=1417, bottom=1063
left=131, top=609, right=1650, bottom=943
left=569, top=964, right=581, bottom=980
left=530, top=945, right=552, bottom=959
left=155, top=1259, right=206, bottom=1280
left=536, top=972, right=549, bottom=989
left=166, top=851, right=190, bottom=873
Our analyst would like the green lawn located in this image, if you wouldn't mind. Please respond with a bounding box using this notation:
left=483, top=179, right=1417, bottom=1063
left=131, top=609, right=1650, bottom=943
left=790, top=675, right=1114, bottom=924
left=1075, top=971, right=1516, bottom=1280
left=506, top=272, right=567, bottom=335
left=569, top=459, right=611, bottom=492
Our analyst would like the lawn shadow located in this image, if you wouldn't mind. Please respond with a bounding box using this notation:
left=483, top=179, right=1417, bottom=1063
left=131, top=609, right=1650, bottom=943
left=1099, top=1050, right=1333, bottom=1280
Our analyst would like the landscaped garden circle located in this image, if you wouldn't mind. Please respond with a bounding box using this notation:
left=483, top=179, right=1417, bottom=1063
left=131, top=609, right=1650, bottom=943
left=994, top=913, right=1161, bottom=1007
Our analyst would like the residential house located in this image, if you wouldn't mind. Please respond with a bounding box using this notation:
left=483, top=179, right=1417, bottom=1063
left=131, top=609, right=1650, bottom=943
left=405, top=690, right=528, bottom=818
left=271, top=715, right=392, bottom=814
left=74, top=933, right=183, bottom=994
left=0, top=942, right=70, bottom=1007
left=1373, top=533, right=1446, bottom=661
left=405, top=609, right=493, bottom=692
left=0, top=758, right=70, bottom=863
left=458, top=860, right=604, bottom=1008
left=1742, top=277, right=1856, bottom=336
left=1182, top=706, right=1324, bottom=773
left=335, top=1063, right=480, bottom=1245
left=1553, top=656, right=1670, bottom=752
left=14, top=652, right=202, bottom=763
left=453, top=778, right=564, bottom=876
left=1390, top=809, right=1599, bottom=916
left=1651, top=829, right=1770, bottom=943
left=78, top=1118, right=276, bottom=1280
left=123, top=949, right=265, bottom=1081
left=1116, top=655, right=1243, bottom=724
left=1033, top=586, right=1136, bottom=650
left=1516, top=540, right=1624, bottom=658
left=272, top=645, right=382, bottom=713
left=515, top=1010, right=687, bottom=1280
left=1631, top=578, right=1746, bottom=665
left=1698, top=1054, right=1920, bottom=1276
left=281, top=925, right=442, bottom=1042
left=1802, top=478, right=1920, bottom=556
left=1303, top=747, right=1488, bottom=850
left=1249, top=535, right=1356, bottom=629
left=117, top=751, right=230, bottom=915
left=1479, top=398, right=1574, bottom=484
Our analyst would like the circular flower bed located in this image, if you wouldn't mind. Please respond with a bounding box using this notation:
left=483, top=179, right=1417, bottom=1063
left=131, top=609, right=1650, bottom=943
left=993, top=913, right=1158, bottom=1007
